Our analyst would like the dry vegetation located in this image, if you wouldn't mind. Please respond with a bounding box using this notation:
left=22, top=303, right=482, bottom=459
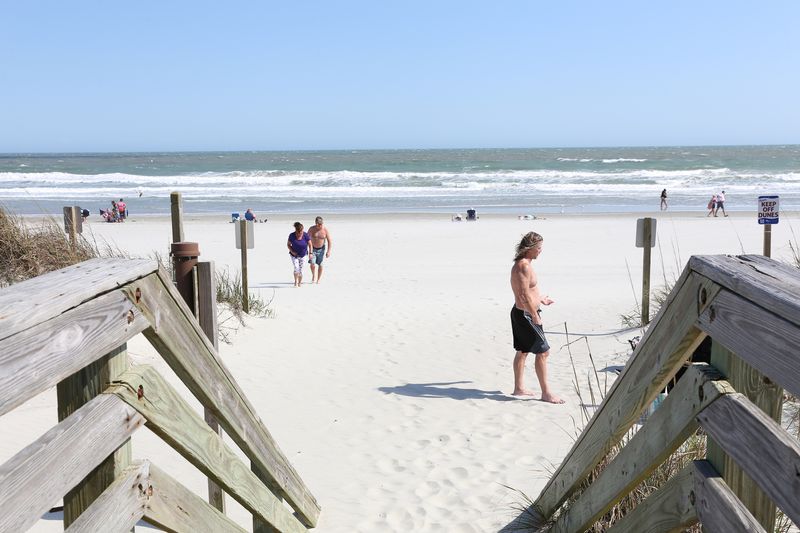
left=0, top=207, right=274, bottom=344
left=0, top=210, right=96, bottom=286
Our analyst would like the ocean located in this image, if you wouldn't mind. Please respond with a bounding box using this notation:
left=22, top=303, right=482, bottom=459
left=1, top=145, right=798, bottom=216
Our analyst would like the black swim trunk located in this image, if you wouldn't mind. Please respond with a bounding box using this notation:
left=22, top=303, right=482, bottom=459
left=510, top=306, right=550, bottom=354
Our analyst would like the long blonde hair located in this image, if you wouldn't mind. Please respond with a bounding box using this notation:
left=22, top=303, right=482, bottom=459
left=514, top=232, right=543, bottom=261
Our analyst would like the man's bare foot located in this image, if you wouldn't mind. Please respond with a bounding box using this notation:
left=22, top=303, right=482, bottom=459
left=512, top=389, right=535, bottom=397
left=541, top=392, right=565, bottom=404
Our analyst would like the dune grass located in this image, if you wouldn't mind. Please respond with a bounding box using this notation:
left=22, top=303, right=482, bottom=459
left=0, top=207, right=275, bottom=344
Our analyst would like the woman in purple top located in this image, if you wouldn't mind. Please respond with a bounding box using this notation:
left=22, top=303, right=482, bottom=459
left=287, top=222, right=311, bottom=287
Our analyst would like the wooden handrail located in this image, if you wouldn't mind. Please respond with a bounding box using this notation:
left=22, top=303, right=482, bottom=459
left=0, top=258, right=320, bottom=531
left=524, top=255, right=800, bottom=532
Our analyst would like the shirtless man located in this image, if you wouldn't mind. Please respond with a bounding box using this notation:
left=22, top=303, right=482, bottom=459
left=509, top=232, right=564, bottom=403
left=308, top=216, right=333, bottom=283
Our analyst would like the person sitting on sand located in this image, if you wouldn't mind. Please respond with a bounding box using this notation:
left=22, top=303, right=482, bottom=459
left=245, top=208, right=257, bottom=222
left=287, top=222, right=311, bottom=287
left=509, top=231, right=564, bottom=403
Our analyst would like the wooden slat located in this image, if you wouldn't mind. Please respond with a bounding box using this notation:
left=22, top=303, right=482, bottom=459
left=534, top=269, right=718, bottom=517
left=196, top=261, right=226, bottom=513
left=691, top=460, right=766, bottom=533
left=698, top=392, right=800, bottom=526
left=550, top=365, right=732, bottom=533
left=689, top=255, right=800, bottom=328
left=707, top=342, right=782, bottom=530
left=606, top=464, right=696, bottom=533
left=146, top=463, right=248, bottom=533
left=129, top=270, right=320, bottom=526
left=0, top=287, right=148, bottom=417
left=0, top=258, right=156, bottom=341
left=0, top=394, right=145, bottom=533
left=65, top=461, right=150, bottom=533
left=58, top=345, right=133, bottom=527
left=698, top=287, right=800, bottom=398
left=105, top=365, right=307, bottom=533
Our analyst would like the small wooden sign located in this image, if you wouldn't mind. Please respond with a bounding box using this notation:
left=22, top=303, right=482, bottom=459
left=234, top=220, right=254, bottom=249
left=635, top=218, right=656, bottom=248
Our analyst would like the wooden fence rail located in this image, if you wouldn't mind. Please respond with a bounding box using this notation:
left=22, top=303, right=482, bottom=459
left=508, top=255, right=800, bottom=532
left=0, top=258, right=320, bottom=532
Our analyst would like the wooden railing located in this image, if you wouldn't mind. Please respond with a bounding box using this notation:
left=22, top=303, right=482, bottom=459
left=508, top=254, right=800, bottom=532
left=0, top=258, right=320, bottom=532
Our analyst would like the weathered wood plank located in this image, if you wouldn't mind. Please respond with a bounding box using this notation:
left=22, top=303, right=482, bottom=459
left=691, top=460, right=766, bottom=533
left=689, top=255, right=800, bottom=328
left=0, top=394, right=144, bottom=533
left=550, top=365, right=732, bottom=533
left=64, top=461, right=150, bottom=533
left=606, top=464, right=696, bottom=533
left=698, top=287, right=799, bottom=398
left=146, top=462, right=248, bottom=533
left=129, top=270, right=320, bottom=526
left=0, top=288, right=148, bottom=417
left=534, top=269, right=718, bottom=517
left=0, top=258, right=156, bottom=341
left=106, top=365, right=307, bottom=533
left=698, top=392, right=800, bottom=526
left=196, top=261, right=226, bottom=513
left=706, top=341, right=782, bottom=530
left=58, top=344, right=133, bottom=527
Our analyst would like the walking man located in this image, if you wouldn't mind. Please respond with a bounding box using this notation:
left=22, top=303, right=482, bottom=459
left=510, top=232, right=564, bottom=403
left=715, top=190, right=728, bottom=217
left=308, top=216, right=333, bottom=283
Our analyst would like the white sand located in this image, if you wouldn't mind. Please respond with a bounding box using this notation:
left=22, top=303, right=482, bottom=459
left=4, top=210, right=798, bottom=531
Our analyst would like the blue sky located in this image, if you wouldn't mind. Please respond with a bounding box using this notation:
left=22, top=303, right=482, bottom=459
left=2, top=1, right=799, bottom=152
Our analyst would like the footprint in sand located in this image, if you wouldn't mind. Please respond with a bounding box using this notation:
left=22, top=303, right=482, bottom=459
left=451, top=466, right=468, bottom=479
left=414, top=480, right=441, bottom=498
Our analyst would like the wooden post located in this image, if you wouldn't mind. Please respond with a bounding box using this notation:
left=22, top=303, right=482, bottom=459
left=56, top=344, right=131, bottom=528
left=641, top=217, right=652, bottom=325
left=707, top=341, right=782, bottom=531
left=171, top=191, right=184, bottom=243
left=195, top=261, right=226, bottom=513
left=240, top=221, right=250, bottom=314
left=763, top=225, right=772, bottom=257
left=63, top=206, right=78, bottom=248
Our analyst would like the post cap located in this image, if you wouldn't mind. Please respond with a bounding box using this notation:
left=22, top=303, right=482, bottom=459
left=171, top=242, right=200, bottom=258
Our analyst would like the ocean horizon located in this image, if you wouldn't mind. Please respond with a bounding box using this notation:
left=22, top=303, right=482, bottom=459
left=1, top=145, right=798, bottom=216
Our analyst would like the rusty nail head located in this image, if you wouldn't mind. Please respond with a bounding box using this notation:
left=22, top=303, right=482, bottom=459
left=699, top=287, right=707, bottom=306
left=689, top=490, right=695, bottom=505
left=709, top=306, right=716, bottom=322
left=698, top=386, right=705, bottom=402
left=135, top=287, right=142, bottom=303
left=137, top=385, right=144, bottom=400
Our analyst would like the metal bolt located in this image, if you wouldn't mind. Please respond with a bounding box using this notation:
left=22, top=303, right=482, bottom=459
left=137, top=385, right=144, bottom=400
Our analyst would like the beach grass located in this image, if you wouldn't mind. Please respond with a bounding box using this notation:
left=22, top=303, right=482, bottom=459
left=0, top=207, right=275, bottom=344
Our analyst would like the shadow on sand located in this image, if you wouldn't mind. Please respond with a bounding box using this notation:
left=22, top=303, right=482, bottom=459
left=378, top=380, right=526, bottom=401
